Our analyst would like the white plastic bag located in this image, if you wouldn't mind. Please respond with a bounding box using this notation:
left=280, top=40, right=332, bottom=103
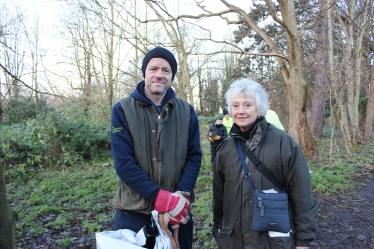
left=96, top=229, right=144, bottom=249
left=151, top=210, right=173, bottom=249
left=96, top=210, right=173, bottom=249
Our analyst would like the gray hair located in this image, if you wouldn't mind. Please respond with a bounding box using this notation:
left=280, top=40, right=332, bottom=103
left=224, top=78, right=269, bottom=116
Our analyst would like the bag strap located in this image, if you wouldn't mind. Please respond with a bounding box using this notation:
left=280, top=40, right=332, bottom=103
left=235, top=138, right=256, bottom=190
left=235, top=138, right=285, bottom=192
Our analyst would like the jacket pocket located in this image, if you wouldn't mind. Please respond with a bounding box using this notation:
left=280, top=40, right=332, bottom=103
left=115, top=181, right=150, bottom=211
left=265, top=233, right=294, bottom=249
left=214, top=218, right=235, bottom=249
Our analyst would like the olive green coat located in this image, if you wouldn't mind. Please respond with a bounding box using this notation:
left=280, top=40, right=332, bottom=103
left=112, top=96, right=190, bottom=214
left=212, top=120, right=318, bottom=249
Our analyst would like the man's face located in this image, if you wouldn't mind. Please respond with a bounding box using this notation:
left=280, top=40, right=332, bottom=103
left=144, top=58, right=172, bottom=98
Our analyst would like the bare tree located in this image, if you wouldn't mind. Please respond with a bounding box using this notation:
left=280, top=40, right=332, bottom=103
left=22, top=11, right=44, bottom=118
left=142, top=0, right=213, bottom=106
left=59, top=0, right=128, bottom=117
left=363, top=65, right=374, bottom=140
left=309, top=0, right=328, bottom=138
left=327, top=0, right=351, bottom=155
left=0, top=2, right=26, bottom=102
left=328, top=0, right=371, bottom=151
left=0, top=157, right=17, bottom=249
left=0, top=4, right=17, bottom=247
left=173, top=0, right=319, bottom=157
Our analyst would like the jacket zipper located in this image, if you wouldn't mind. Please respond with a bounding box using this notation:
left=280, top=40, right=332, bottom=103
left=154, top=105, right=166, bottom=187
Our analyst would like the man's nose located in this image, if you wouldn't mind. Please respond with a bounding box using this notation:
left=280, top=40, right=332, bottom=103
left=155, top=69, right=163, bottom=77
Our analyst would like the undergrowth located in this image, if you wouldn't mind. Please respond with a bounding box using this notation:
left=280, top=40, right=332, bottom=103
left=5, top=136, right=374, bottom=249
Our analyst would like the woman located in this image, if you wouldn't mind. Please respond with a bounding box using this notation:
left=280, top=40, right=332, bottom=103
left=207, top=114, right=228, bottom=171
left=212, top=78, right=318, bottom=249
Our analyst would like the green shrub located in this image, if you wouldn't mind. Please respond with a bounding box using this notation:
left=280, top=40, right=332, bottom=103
left=3, top=97, right=53, bottom=124
left=358, top=97, right=367, bottom=116
left=0, top=109, right=111, bottom=172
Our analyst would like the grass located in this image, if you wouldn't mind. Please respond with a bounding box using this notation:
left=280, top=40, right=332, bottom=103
left=5, top=136, right=374, bottom=248
left=308, top=139, right=374, bottom=194
left=6, top=161, right=117, bottom=241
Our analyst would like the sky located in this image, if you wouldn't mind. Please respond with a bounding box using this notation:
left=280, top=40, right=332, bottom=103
left=12, top=0, right=251, bottom=42
left=2, top=0, right=252, bottom=94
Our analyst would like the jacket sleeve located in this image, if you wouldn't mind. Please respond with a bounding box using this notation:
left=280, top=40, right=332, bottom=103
left=207, top=125, right=213, bottom=139
left=220, top=126, right=228, bottom=141
left=282, top=136, right=318, bottom=247
left=176, top=105, right=202, bottom=194
left=212, top=150, right=224, bottom=230
left=111, top=102, right=159, bottom=201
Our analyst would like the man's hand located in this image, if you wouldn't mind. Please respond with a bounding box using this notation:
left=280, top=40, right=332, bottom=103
left=163, top=212, right=181, bottom=230
left=154, top=190, right=190, bottom=224
left=213, top=135, right=220, bottom=140
left=208, top=136, right=214, bottom=142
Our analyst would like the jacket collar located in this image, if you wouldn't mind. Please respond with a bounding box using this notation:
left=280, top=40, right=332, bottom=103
left=130, top=81, right=176, bottom=107
left=231, top=117, right=267, bottom=151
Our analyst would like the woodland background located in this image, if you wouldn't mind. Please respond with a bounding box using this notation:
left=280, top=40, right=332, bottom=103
left=0, top=0, right=373, bottom=248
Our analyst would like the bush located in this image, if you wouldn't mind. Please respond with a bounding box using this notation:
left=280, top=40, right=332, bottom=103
left=3, top=97, right=53, bottom=124
left=0, top=109, right=111, bottom=170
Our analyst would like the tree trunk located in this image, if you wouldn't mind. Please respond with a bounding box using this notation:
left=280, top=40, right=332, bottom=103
left=0, top=79, right=3, bottom=123
left=278, top=0, right=319, bottom=158
left=309, top=88, right=326, bottom=138
left=327, top=0, right=352, bottom=156
left=352, top=2, right=370, bottom=146
left=0, top=160, right=17, bottom=249
left=309, top=1, right=327, bottom=138
left=363, top=66, right=374, bottom=140
left=287, top=70, right=319, bottom=158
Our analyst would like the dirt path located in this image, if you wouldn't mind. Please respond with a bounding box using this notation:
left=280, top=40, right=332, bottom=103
left=311, top=172, right=374, bottom=249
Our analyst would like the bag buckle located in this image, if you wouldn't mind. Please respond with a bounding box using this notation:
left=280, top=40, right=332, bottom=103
left=258, top=197, right=265, bottom=216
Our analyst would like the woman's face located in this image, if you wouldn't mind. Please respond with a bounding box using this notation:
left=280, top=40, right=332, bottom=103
left=231, top=92, right=259, bottom=132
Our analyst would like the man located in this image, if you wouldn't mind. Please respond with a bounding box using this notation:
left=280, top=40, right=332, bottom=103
left=222, top=108, right=234, bottom=135
left=110, top=46, right=202, bottom=249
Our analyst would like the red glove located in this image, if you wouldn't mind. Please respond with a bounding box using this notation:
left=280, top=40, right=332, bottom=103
left=154, top=190, right=190, bottom=224
left=163, top=212, right=180, bottom=230
left=177, top=191, right=192, bottom=203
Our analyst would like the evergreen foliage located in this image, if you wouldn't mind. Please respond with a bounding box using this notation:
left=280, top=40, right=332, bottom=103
left=3, top=97, right=53, bottom=125
left=0, top=107, right=111, bottom=170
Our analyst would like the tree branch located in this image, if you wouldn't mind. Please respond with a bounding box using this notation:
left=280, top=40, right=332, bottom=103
left=0, top=63, right=61, bottom=97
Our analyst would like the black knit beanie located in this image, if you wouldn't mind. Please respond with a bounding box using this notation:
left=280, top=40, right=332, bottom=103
left=142, top=46, right=178, bottom=81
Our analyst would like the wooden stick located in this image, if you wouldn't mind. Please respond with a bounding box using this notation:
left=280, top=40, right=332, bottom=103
left=158, top=213, right=179, bottom=249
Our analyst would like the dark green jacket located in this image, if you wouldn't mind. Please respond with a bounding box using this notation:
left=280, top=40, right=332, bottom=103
left=111, top=82, right=201, bottom=215
left=213, top=120, right=318, bottom=249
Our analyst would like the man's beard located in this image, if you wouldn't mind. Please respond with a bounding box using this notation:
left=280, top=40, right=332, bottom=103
left=149, top=86, right=167, bottom=96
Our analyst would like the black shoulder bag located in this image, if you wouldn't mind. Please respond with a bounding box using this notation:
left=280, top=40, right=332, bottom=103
left=236, top=138, right=290, bottom=233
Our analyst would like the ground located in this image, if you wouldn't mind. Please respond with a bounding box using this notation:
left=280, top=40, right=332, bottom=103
left=310, top=171, right=374, bottom=249
left=14, top=171, right=374, bottom=248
